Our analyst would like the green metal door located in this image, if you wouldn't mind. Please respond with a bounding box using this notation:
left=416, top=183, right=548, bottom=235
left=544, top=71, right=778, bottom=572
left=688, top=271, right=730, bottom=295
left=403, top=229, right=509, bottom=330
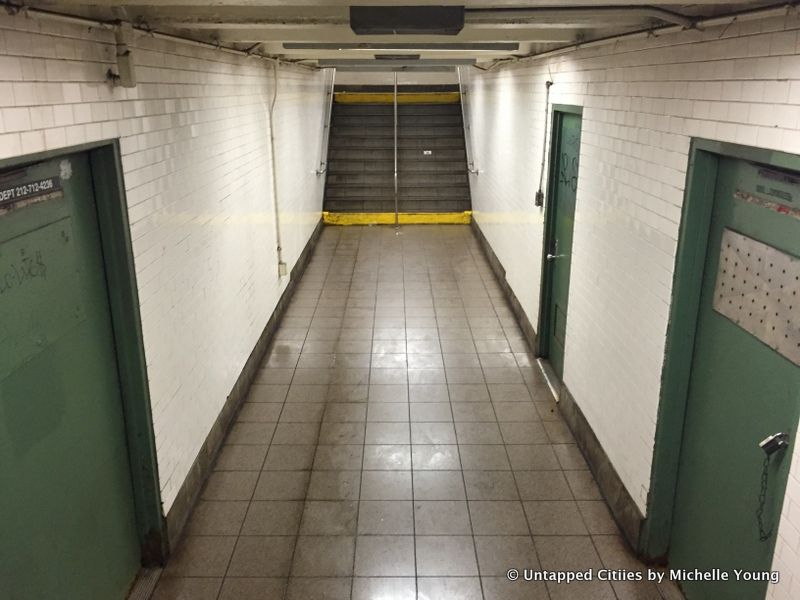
left=0, top=153, right=140, bottom=599
left=542, top=110, right=582, bottom=378
left=670, top=157, right=800, bottom=599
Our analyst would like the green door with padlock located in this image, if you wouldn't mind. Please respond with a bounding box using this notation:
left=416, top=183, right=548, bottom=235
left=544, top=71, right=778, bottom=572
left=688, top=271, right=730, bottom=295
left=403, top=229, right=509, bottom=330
left=0, top=153, right=140, bottom=598
left=669, top=156, right=800, bottom=599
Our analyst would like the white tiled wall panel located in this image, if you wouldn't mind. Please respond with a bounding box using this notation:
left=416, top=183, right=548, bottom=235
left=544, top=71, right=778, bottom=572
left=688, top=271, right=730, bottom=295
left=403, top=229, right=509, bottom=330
left=0, top=13, right=329, bottom=511
left=460, top=14, right=800, bottom=595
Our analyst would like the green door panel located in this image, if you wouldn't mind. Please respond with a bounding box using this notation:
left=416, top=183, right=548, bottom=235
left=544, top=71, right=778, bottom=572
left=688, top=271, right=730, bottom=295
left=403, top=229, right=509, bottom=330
left=0, top=154, right=140, bottom=599
left=670, top=157, right=800, bottom=600
left=544, top=111, right=581, bottom=378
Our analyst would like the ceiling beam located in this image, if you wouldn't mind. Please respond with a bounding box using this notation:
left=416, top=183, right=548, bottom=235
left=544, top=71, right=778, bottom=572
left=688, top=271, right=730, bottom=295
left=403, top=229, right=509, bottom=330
left=334, top=65, right=459, bottom=72
left=141, top=6, right=688, bottom=29
left=318, top=58, right=475, bottom=66
left=32, top=0, right=754, bottom=6
left=283, top=42, right=520, bottom=51
left=205, top=27, right=578, bottom=44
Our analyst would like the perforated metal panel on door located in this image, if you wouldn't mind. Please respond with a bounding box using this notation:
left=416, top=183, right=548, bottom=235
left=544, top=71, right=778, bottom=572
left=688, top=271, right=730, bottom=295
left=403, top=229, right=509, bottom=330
left=712, top=228, right=800, bottom=366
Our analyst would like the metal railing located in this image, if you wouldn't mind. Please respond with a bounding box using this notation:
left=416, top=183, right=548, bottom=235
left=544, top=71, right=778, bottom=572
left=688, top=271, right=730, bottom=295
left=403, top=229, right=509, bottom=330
left=393, top=73, right=399, bottom=229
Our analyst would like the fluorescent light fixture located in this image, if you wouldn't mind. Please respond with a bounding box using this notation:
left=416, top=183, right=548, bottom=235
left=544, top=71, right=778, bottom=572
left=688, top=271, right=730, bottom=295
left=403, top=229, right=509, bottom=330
left=283, top=42, right=519, bottom=51
left=374, top=54, right=422, bottom=61
left=334, top=66, right=457, bottom=72
left=318, top=59, right=475, bottom=67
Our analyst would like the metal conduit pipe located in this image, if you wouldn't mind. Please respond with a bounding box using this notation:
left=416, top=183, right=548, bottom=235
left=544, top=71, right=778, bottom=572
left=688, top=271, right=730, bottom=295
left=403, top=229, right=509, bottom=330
left=464, top=7, right=695, bottom=28
left=483, top=2, right=799, bottom=70
left=268, top=61, right=287, bottom=277
left=534, top=80, right=553, bottom=207
left=0, top=1, right=317, bottom=69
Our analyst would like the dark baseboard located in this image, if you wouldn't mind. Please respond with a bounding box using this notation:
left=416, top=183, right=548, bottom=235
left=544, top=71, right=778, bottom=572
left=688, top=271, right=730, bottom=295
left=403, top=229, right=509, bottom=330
left=557, top=385, right=645, bottom=550
left=470, top=217, right=644, bottom=552
left=470, top=218, right=538, bottom=354
left=163, top=219, right=325, bottom=553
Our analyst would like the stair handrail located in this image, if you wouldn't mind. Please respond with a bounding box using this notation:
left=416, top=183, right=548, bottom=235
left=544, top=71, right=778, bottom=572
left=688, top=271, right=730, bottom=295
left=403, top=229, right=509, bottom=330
left=457, top=66, right=479, bottom=175
left=316, top=68, right=336, bottom=176
left=393, top=72, right=399, bottom=229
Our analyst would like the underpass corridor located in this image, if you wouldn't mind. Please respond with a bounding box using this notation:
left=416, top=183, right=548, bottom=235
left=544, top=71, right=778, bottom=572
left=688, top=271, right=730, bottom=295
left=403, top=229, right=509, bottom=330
left=152, top=226, right=681, bottom=600
left=2, top=4, right=800, bottom=600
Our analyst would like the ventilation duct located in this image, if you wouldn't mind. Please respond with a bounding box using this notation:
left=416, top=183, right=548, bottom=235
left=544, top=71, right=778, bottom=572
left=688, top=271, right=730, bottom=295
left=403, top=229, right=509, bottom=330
left=374, top=54, right=422, bottom=61
left=350, top=6, right=465, bottom=35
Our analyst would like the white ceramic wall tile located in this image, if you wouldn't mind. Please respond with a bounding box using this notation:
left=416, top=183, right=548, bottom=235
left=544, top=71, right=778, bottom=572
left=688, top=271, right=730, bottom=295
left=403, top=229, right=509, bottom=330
left=460, top=14, right=800, bottom=594
left=0, top=12, right=330, bottom=512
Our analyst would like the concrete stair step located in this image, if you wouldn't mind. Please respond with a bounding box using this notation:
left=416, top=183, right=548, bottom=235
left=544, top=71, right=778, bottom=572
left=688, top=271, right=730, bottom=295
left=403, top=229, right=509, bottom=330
left=329, top=149, right=466, bottom=161
left=332, top=126, right=464, bottom=137
left=324, top=199, right=470, bottom=212
left=324, top=100, right=471, bottom=213
left=329, top=160, right=468, bottom=173
left=330, top=138, right=467, bottom=149
left=326, top=172, right=470, bottom=183
left=325, top=186, right=469, bottom=198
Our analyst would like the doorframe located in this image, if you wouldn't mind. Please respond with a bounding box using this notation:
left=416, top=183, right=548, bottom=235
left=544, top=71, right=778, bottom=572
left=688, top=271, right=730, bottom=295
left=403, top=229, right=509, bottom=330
left=640, top=138, right=800, bottom=559
left=0, top=140, right=166, bottom=563
left=536, top=104, right=583, bottom=365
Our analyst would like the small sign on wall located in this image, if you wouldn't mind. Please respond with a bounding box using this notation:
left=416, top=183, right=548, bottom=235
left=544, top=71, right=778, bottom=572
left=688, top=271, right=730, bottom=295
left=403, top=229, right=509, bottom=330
left=0, top=176, right=63, bottom=214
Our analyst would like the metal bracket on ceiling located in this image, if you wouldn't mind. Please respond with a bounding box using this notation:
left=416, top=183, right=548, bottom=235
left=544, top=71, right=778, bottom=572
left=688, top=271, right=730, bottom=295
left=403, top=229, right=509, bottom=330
left=107, top=21, right=137, bottom=88
left=245, top=42, right=263, bottom=56
left=1, top=1, right=25, bottom=17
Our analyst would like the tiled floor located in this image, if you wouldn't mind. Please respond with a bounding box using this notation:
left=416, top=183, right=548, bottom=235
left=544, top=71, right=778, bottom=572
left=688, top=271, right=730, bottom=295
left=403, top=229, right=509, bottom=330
left=151, top=225, right=683, bottom=600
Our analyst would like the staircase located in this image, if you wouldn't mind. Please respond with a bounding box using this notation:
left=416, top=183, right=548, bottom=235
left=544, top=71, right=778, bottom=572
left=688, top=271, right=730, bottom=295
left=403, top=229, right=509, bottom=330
left=323, top=98, right=471, bottom=213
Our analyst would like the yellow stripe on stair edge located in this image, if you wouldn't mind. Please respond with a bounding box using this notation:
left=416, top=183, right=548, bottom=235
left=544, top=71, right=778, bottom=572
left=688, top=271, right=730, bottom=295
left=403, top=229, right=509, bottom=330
left=322, top=211, right=472, bottom=225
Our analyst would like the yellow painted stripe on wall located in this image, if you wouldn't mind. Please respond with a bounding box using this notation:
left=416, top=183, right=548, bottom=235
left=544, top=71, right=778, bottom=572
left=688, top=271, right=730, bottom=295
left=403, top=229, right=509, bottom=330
left=334, top=92, right=461, bottom=105
left=323, top=211, right=472, bottom=225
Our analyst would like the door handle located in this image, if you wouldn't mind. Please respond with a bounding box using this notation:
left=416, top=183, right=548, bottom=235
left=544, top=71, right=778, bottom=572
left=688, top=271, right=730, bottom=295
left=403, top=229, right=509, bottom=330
left=546, top=253, right=567, bottom=261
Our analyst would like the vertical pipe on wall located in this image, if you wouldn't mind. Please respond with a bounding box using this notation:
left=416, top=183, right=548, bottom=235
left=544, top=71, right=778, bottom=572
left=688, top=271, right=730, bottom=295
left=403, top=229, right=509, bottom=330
left=269, top=60, right=287, bottom=276
left=316, top=68, right=337, bottom=176
left=534, top=80, right=554, bottom=207
left=457, top=66, right=478, bottom=175
left=393, top=72, right=399, bottom=230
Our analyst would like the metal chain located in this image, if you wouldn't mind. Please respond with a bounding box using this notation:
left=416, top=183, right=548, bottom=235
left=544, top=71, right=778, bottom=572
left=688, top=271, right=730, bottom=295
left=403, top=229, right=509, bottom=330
left=756, top=455, right=773, bottom=542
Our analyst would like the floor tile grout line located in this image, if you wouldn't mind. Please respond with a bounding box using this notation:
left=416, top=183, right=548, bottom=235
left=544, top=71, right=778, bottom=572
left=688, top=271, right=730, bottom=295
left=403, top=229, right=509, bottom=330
left=279, top=229, right=343, bottom=600
left=400, top=230, right=421, bottom=600
left=469, top=226, right=616, bottom=600
left=350, top=227, right=376, bottom=600
left=469, top=237, right=558, bottom=600
left=440, top=238, right=487, bottom=600
left=213, top=259, right=327, bottom=600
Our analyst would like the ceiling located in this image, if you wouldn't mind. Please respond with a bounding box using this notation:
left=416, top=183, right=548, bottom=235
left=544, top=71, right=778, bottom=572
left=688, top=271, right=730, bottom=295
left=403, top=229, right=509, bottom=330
left=22, top=1, right=776, bottom=69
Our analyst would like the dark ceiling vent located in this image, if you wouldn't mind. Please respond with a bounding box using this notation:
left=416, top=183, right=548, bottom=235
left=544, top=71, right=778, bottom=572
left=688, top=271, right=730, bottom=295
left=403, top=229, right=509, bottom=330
left=374, top=54, right=422, bottom=61
left=350, top=6, right=466, bottom=36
